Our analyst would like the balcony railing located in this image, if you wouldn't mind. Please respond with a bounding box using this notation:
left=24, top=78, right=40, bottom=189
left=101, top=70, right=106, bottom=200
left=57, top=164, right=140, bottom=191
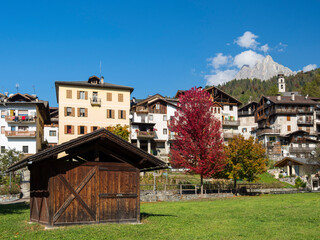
left=90, top=98, right=101, bottom=106
left=289, top=147, right=316, bottom=153
left=223, top=132, right=239, bottom=139
left=297, top=119, right=314, bottom=125
left=222, top=120, right=240, bottom=126
left=238, top=111, right=254, bottom=116
left=137, top=131, right=156, bottom=139
left=5, top=115, right=36, bottom=123
left=5, top=131, right=36, bottom=137
left=256, top=128, right=280, bottom=137
left=136, top=107, right=149, bottom=113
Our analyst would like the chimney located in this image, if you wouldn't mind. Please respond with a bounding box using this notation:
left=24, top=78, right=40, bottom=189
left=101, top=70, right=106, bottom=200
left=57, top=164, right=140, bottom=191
left=291, top=92, right=295, bottom=101
left=100, top=76, right=104, bottom=84
left=305, top=94, right=309, bottom=99
left=4, top=92, right=8, bottom=96
left=276, top=94, right=281, bottom=101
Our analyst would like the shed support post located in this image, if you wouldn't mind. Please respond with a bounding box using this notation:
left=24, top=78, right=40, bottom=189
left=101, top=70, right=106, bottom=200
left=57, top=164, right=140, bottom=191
left=147, top=140, right=151, bottom=154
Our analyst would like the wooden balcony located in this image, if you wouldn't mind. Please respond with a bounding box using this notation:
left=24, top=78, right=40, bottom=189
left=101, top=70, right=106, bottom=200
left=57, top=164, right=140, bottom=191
left=5, top=131, right=36, bottom=138
left=222, top=120, right=240, bottom=126
left=137, top=131, right=155, bottom=139
left=5, top=115, right=36, bottom=123
left=223, top=132, right=239, bottom=139
left=136, top=107, right=149, bottom=113
left=289, top=147, right=316, bottom=153
left=90, top=98, right=101, bottom=106
left=256, top=128, right=280, bottom=137
left=238, top=111, right=254, bottom=117
left=297, top=119, right=314, bottom=125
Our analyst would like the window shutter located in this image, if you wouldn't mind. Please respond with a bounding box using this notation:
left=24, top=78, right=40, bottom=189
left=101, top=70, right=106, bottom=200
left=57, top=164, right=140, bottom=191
left=85, top=91, right=88, bottom=100
left=66, top=90, right=72, bottom=99
left=118, top=93, right=123, bottom=102
left=77, top=108, right=80, bottom=117
left=85, top=108, right=88, bottom=117
left=107, top=92, right=112, bottom=101
left=71, top=125, right=74, bottom=134
left=123, top=110, right=126, bottom=119
left=71, top=107, right=75, bottom=117
left=84, top=126, right=87, bottom=134
left=77, top=91, right=80, bottom=99
left=78, top=126, right=80, bottom=134
left=64, top=125, right=67, bottom=134
left=118, top=110, right=121, bottom=119
left=112, top=110, right=115, bottom=119
left=91, top=126, right=94, bottom=132
left=64, top=107, right=67, bottom=116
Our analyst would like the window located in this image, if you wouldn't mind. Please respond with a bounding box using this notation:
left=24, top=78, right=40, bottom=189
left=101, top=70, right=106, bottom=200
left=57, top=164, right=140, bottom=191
left=49, top=130, right=56, bottom=136
left=79, top=91, right=85, bottom=99
left=1, top=146, right=5, bottom=153
left=214, top=108, right=217, bottom=114
left=22, top=146, right=28, bottom=153
left=18, top=126, right=28, bottom=131
left=65, top=125, right=73, bottom=134
left=149, top=115, right=153, bottom=121
left=1, top=126, right=4, bottom=134
left=92, top=126, right=98, bottom=132
left=287, top=116, right=291, bottom=121
left=118, top=93, right=124, bottom=102
left=79, top=108, right=86, bottom=117
left=230, top=106, right=233, bottom=111
left=287, top=125, right=291, bottom=131
left=242, top=128, right=247, bottom=133
left=107, top=109, right=114, bottom=119
left=79, top=126, right=86, bottom=135
left=156, top=103, right=160, bottom=110
left=118, top=110, right=126, bottom=119
left=66, top=90, right=72, bottom=99
left=92, top=92, right=98, bottom=102
left=281, top=85, right=283, bottom=89
left=218, top=108, right=220, bottom=114
left=163, top=115, right=167, bottom=121
left=107, top=92, right=112, bottom=101
left=269, top=137, right=276, bottom=142
left=163, top=128, right=167, bottom=135
left=66, top=107, right=72, bottom=116
left=1, top=110, right=7, bottom=118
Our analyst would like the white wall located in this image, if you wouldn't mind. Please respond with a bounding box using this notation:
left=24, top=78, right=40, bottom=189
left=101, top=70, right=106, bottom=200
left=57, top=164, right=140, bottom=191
left=44, top=126, right=59, bottom=144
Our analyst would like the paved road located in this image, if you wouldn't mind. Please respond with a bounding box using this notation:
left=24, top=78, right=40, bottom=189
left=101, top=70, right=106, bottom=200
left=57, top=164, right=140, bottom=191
left=0, top=197, right=30, bottom=205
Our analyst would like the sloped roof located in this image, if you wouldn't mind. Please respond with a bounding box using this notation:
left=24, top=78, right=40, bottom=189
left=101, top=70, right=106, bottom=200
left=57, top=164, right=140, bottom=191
left=7, top=128, right=167, bottom=172
left=133, top=94, right=177, bottom=108
left=265, top=95, right=318, bottom=105
left=275, top=157, right=319, bottom=167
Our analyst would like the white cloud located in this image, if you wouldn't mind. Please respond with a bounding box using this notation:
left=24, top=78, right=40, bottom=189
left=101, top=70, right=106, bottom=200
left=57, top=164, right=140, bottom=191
left=260, top=44, right=269, bottom=53
left=235, top=31, right=259, bottom=49
left=233, top=50, right=264, bottom=68
left=303, top=64, right=317, bottom=72
left=207, top=53, right=231, bottom=69
left=276, top=42, right=288, bottom=52
left=205, top=69, right=238, bottom=86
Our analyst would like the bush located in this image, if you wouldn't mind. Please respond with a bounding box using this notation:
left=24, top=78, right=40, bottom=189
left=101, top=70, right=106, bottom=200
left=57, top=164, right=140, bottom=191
left=294, top=177, right=306, bottom=189
left=0, top=183, right=20, bottom=195
left=278, top=174, right=283, bottom=178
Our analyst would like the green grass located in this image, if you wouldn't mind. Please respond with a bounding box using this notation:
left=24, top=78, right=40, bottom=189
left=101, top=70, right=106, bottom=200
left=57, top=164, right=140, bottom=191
left=255, top=172, right=294, bottom=188
left=1, top=193, right=320, bottom=239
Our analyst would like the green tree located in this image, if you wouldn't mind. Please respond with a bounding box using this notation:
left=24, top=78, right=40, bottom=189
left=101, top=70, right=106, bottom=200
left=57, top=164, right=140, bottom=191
left=266, top=84, right=279, bottom=96
left=106, top=124, right=130, bottom=141
left=0, top=148, right=24, bottom=174
left=221, top=135, right=268, bottom=189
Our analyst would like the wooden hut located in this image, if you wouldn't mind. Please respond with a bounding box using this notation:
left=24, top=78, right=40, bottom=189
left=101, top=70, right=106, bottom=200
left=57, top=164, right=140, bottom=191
left=7, top=128, right=166, bottom=226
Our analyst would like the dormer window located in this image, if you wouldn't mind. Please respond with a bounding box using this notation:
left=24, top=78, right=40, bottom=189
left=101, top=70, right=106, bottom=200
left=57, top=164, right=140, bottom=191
left=88, top=76, right=100, bottom=84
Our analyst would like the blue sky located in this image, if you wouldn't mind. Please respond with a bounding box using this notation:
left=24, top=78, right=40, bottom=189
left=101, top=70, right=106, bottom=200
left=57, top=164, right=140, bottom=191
left=0, top=0, right=319, bottom=106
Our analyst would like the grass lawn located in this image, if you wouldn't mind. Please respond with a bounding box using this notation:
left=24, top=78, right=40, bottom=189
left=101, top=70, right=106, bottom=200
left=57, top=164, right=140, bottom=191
left=1, top=193, right=320, bottom=240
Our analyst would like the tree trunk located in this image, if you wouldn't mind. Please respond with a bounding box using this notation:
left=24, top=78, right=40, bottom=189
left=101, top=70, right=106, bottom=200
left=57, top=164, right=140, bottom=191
left=201, top=175, right=203, bottom=195
left=233, top=178, right=237, bottom=196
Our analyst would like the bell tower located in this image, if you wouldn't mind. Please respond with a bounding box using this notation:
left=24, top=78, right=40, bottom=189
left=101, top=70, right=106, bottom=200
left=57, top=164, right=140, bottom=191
left=278, top=73, right=285, bottom=93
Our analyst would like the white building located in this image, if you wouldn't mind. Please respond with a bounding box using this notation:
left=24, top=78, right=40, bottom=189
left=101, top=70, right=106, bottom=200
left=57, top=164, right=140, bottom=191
left=0, top=93, right=50, bottom=156
left=44, top=107, right=59, bottom=147
left=238, top=102, right=258, bottom=139
left=130, top=94, right=178, bottom=162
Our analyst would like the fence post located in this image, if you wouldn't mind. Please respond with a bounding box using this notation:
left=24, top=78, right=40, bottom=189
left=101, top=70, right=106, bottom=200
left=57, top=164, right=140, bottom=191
left=201, top=185, right=203, bottom=195
left=164, top=184, right=167, bottom=192
left=180, top=184, right=182, bottom=195
left=195, top=185, right=197, bottom=195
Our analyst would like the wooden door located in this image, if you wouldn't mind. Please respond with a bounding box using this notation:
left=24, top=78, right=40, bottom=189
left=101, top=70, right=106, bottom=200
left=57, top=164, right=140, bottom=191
left=98, top=167, right=138, bottom=223
left=52, top=165, right=97, bottom=225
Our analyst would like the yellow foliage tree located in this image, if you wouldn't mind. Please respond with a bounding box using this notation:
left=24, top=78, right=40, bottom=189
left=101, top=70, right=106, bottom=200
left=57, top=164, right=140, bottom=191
left=106, top=124, right=130, bottom=141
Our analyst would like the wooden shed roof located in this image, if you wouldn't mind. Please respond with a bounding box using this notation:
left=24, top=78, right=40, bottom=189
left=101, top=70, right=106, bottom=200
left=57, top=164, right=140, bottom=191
left=7, top=128, right=167, bottom=172
left=274, top=157, right=319, bottom=167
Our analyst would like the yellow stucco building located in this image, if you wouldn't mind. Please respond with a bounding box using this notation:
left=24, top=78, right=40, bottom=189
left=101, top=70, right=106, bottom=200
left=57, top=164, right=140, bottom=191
left=55, top=76, right=133, bottom=144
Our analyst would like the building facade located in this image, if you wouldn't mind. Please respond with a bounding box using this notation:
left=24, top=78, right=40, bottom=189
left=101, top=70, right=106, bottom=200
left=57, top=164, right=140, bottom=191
left=55, top=76, right=133, bottom=144
left=130, top=94, right=178, bottom=162
left=238, top=102, right=258, bottom=139
left=44, top=107, right=59, bottom=147
left=0, top=93, right=50, bottom=155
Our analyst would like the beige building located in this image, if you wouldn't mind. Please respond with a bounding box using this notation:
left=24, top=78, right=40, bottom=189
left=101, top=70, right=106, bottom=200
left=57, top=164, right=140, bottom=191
left=55, top=76, right=133, bottom=144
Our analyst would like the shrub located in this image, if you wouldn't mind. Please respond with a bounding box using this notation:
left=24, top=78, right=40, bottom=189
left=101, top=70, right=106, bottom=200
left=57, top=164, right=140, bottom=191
left=278, top=174, right=283, bottom=178
left=0, top=183, right=20, bottom=195
left=294, top=177, right=306, bottom=189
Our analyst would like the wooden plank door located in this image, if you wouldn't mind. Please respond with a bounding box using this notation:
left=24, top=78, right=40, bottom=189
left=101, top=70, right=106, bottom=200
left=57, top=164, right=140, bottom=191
left=99, top=167, right=138, bottom=223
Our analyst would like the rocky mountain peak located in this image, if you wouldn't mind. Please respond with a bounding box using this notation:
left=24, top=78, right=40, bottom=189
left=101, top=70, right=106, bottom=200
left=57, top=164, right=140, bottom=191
left=235, top=55, right=295, bottom=81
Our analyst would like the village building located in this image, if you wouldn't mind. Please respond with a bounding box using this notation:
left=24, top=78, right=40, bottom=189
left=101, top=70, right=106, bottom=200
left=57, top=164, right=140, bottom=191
left=55, top=76, right=133, bottom=144
left=0, top=93, right=50, bottom=155
left=130, top=94, right=178, bottom=162
left=238, top=101, right=258, bottom=139
left=7, top=128, right=166, bottom=226
left=44, top=107, right=59, bottom=147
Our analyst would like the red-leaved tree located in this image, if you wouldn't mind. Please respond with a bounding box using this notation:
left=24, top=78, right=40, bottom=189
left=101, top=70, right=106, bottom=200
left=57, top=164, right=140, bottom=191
left=169, top=87, right=225, bottom=186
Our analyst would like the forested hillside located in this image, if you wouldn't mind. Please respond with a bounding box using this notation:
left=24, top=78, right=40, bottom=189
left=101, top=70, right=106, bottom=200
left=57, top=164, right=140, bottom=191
left=207, top=68, right=320, bottom=105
